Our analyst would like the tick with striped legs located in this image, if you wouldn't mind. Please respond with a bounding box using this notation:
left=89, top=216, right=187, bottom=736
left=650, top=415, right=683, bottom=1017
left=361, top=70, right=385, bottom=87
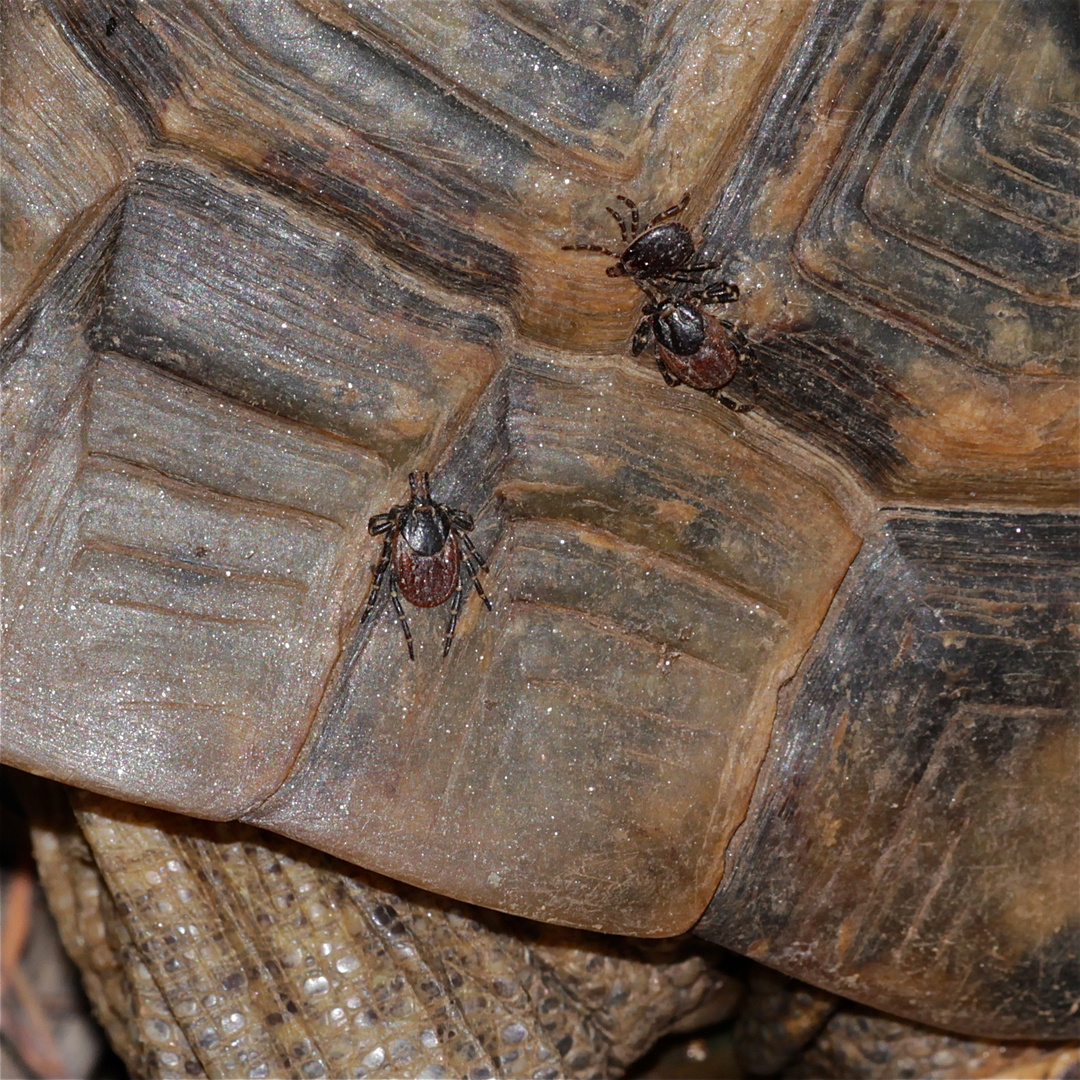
left=360, top=472, right=491, bottom=660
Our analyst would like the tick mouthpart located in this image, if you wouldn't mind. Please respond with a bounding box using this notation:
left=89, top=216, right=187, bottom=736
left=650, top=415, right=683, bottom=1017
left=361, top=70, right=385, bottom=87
left=408, top=471, right=433, bottom=503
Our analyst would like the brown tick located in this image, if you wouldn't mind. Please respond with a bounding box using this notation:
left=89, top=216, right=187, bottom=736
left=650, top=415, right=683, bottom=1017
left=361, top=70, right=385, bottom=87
left=360, top=472, right=491, bottom=659
left=632, top=284, right=756, bottom=412
left=565, top=193, right=754, bottom=408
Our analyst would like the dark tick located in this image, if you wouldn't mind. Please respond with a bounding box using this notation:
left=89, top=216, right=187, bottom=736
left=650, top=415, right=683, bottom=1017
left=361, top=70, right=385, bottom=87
left=360, top=472, right=491, bottom=660
left=632, top=285, right=757, bottom=412
left=562, top=193, right=727, bottom=293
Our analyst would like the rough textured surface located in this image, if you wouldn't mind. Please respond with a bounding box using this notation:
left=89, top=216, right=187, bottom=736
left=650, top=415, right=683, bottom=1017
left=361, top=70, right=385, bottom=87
left=28, top=783, right=731, bottom=1080
left=3, top=56, right=863, bottom=939
left=697, top=507, right=1080, bottom=1037
left=3, top=0, right=1077, bottom=1050
left=734, top=966, right=838, bottom=1076
left=0, top=0, right=144, bottom=319
left=789, top=1009, right=1080, bottom=1080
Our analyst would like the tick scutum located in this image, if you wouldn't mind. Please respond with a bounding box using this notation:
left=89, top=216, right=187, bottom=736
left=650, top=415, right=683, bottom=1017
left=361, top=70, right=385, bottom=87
left=402, top=504, right=451, bottom=557
left=654, top=302, right=706, bottom=355
left=615, top=222, right=696, bottom=281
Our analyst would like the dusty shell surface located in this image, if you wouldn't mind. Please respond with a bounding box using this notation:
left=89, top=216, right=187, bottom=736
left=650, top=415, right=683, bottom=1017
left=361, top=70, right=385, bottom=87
left=3, top=0, right=1077, bottom=1046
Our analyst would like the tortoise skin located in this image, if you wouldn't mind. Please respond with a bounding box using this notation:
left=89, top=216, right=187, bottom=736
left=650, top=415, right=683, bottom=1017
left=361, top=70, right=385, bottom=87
left=3, top=0, right=1077, bottom=1049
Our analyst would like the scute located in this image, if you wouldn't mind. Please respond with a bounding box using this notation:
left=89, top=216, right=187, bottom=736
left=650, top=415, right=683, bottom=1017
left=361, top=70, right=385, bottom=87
left=2, top=0, right=1076, bottom=1047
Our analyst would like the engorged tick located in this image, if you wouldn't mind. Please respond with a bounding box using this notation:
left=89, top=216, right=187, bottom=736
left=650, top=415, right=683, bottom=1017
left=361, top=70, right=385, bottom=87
left=632, top=284, right=757, bottom=412
left=359, top=472, right=491, bottom=660
left=562, top=193, right=727, bottom=293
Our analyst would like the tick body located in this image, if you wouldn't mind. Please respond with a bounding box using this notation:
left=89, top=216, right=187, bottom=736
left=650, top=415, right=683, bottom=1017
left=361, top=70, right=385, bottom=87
left=633, top=292, right=756, bottom=412
left=617, top=221, right=696, bottom=282
left=360, top=472, right=491, bottom=659
left=563, top=193, right=725, bottom=294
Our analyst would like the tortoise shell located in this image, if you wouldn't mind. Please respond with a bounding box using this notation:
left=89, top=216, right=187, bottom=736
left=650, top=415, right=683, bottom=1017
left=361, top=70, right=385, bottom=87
left=3, top=0, right=1077, bottom=1042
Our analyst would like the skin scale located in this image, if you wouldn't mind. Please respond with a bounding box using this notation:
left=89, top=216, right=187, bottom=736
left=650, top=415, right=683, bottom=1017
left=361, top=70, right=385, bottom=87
left=3, top=0, right=1077, bottom=1070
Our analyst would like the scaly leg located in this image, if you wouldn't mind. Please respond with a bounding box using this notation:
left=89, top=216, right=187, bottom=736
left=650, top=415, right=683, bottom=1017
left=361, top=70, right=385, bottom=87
left=359, top=536, right=393, bottom=625
left=443, top=575, right=465, bottom=657
left=389, top=578, right=415, bottom=661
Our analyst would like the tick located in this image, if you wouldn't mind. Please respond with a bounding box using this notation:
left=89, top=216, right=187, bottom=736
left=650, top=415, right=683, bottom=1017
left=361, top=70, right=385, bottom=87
left=360, top=472, right=491, bottom=660
left=633, top=287, right=757, bottom=412
left=562, top=193, right=728, bottom=294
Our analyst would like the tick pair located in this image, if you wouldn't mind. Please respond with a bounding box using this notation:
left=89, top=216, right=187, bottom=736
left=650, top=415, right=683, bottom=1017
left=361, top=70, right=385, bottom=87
left=564, top=193, right=755, bottom=412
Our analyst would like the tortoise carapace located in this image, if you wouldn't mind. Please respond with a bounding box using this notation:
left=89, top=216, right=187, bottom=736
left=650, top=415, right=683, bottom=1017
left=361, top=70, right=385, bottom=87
left=563, top=193, right=726, bottom=293
left=360, top=472, right=491, bottom=659
left=633, top=285, right=756, bottom=412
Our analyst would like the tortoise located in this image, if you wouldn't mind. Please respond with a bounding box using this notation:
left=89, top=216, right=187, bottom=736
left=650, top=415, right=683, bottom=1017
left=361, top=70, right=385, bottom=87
left=3, top=0, right=1077, bottom=1074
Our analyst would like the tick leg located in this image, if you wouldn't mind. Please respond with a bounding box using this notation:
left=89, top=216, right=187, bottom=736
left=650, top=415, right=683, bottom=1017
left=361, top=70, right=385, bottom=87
left=730, top=327, right=759, bottom=404
left=715, top=322, right=757, bottom=410
left=632, top=319, right=653, bottom=356
left=744, top=361, right=760, bottom=404
left=707, top=387, right=753, bottom=412
left=447, top=508, right=475, bottom=533
left=563, top=243, right=620, bottom=258
left=443, top=576, right=465, bottom=657
left=696, top=281, right=740, bottom=305
left=607, top=203, right=630, bottom=242
left=368, top=511, right=397, bottom=535
left=721, top=321, right=750, bottom=351
left=616, top=195, right=639, bottom=236
left=656, top=355, right=680, bottom=387
left=456, top=529, right=488, bottom=573
left=456, top=534, right=493, bottom=612
left=647, top=192, right=689, bottom=228
left=389, top=578, right=415, bottom=661
left=666, top=261, right=728, bottom=280
left=466, top=559, right=492, bottom=608
left=359, top=536, right=393, bottom=625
